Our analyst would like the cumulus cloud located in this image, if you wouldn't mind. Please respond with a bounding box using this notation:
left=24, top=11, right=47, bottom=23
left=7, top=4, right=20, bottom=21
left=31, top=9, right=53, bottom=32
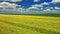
left=0, top=2, right=22, bottom=9
left=34, top=0, right=40, bottom=2
left=27, top=6, right=38, bottom=10
left=0, top=0, right=22, bottom=2
left=27, top=2, right=48, bottom=10
left=52, top=0, right=60, bottom=2
left=55, top=7, right=60, bottom=9
left=10, top=0, right=22, bottom=2
left=26, top=4, right=45, bottom=14
left=0, top=2, right=23, bottom=13
left=17, top=8, right=23, bottom=11
left=27, top=4, right=42, bottom=12
left=32, top=4, right=43, bottom=7
left=0, top=2, right=18, bottom=9
left=25, top=2, right=60, bottom=14
left=42, top=2, right=49, bottom=5
left=0, top=1, right=60, bottom=14
left=30, top=2, right=49, bottom=9
left=43, top=9, right=51, bottom=11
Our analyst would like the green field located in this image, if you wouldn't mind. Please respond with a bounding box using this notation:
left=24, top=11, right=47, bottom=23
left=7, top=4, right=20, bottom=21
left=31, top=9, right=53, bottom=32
left=0, top=14, right=60, bottom=34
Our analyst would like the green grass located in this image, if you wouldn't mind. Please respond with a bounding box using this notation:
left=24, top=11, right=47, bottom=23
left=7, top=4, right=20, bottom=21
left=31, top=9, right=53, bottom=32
left=0, top=14, right=60, bottom=34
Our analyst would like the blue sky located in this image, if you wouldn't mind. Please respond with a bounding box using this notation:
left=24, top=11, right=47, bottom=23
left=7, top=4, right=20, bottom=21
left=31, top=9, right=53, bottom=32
left=0, top=0, right=60, bottom=9
left=0, top=0, right=60, bottom=8
left=15, top=0, right=52, bottom=8
left=0, top=0, right=60, bottom=14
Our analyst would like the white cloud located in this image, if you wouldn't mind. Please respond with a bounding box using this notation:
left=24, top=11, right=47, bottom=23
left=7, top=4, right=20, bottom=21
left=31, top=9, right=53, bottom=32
left=55, top=7, right=60, bottom=9
left=32, top=4, right=43, bottom=7
left=10, top=0, right=22, bottom=2
left=52, top=0, right=60, bottom=2
left=27, top=3, right=45, bottom=11
left=41, top=2, right=49, bottom=5
left=26, top=6, right=38, bottom=13
left=28, top=7, right=38, bottom=9
left=34, top=0, right=40, bottom=2
left=27, top=4, right=41, bottom=11
left=44, top=9, right=51, bottom=11
left=0, top=2, right=17, bottom=9
left=0, top=0, right=22, bottom=2
left=0, top=2, right=23, bottom=12
left=17, top=8, right=23, bottom=11
left=30, top=2, right=49, bottom=9
left=0, top=1, right=60, bottom=14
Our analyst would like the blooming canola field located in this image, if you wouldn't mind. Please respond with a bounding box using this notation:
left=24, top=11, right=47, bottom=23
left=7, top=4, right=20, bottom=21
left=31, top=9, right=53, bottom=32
left=0, top=14, right=60, bottom=34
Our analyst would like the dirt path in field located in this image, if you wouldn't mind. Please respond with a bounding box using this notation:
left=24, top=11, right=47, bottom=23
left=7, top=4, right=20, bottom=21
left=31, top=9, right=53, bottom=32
left=0, top=19, right=60, bottom=34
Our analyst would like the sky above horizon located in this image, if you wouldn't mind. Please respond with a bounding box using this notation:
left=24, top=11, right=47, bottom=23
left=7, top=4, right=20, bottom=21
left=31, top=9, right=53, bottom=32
left=0, top=0, right=60, bottom=8
left=0, top=0, right=60, bottom=14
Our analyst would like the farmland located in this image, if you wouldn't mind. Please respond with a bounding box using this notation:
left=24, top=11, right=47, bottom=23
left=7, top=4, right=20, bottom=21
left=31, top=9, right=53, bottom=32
left=0, top=14, right=60, bottom=34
